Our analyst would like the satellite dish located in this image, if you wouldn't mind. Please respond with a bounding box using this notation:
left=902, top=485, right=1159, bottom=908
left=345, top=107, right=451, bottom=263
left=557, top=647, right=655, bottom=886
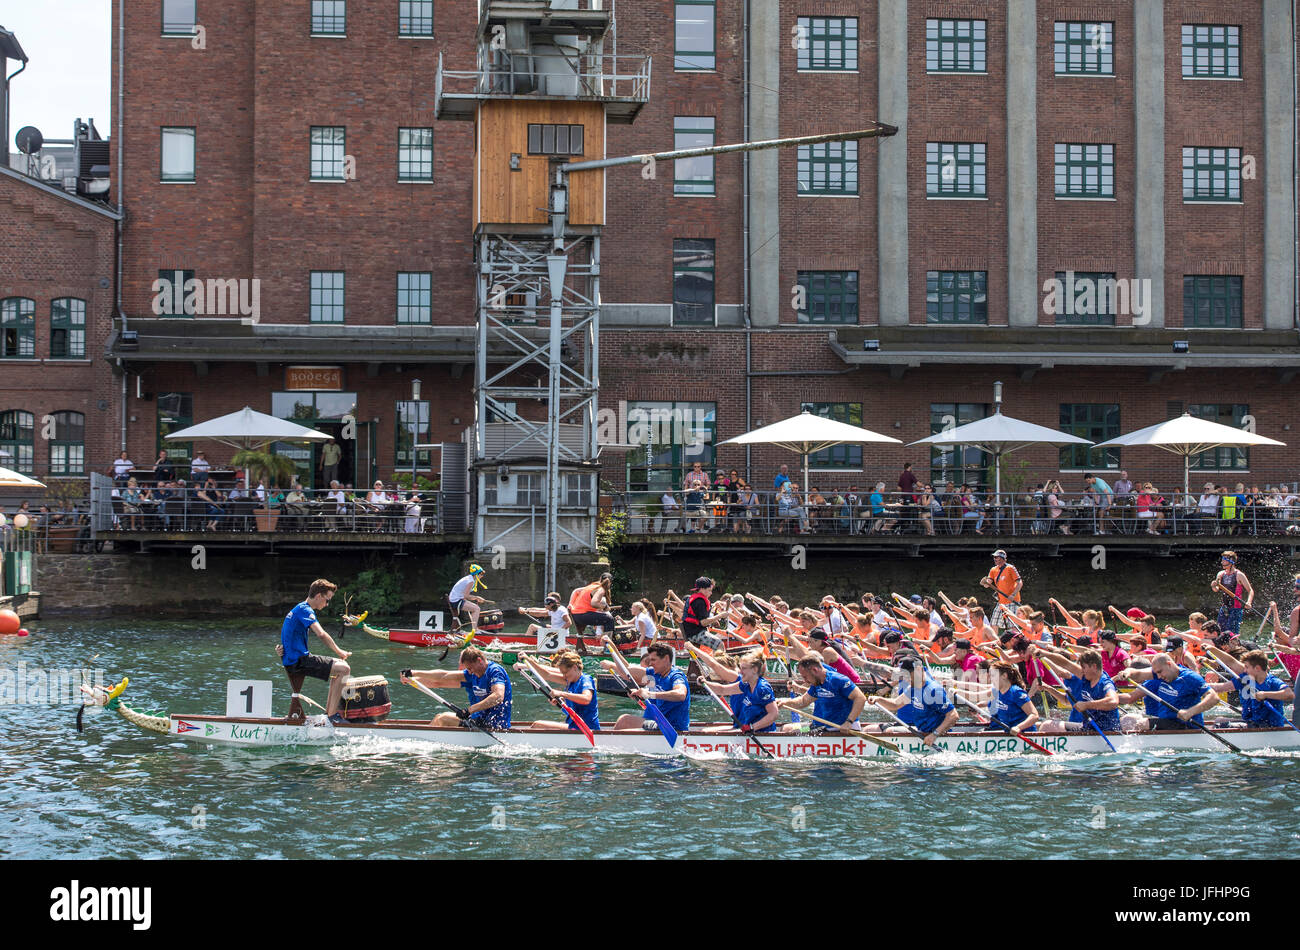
left=15, top=126, right=43, bottom=155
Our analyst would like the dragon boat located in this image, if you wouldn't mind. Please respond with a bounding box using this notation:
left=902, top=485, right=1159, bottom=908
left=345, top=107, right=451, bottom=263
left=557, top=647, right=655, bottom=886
left=81, top=678, right=1300, bottom=759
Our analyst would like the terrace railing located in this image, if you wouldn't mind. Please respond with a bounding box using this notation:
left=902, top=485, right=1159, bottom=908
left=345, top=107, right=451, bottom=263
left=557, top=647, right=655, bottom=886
left=606, top=490, right=1300, bottom=540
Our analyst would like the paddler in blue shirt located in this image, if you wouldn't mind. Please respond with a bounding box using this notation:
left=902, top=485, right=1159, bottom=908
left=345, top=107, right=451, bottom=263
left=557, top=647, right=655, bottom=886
left=1032, top=647, right=1120, bottom=733
left=778, top=655, right=865, bottom=735
left=1120, top=653, right=1220, bottom=730
left=515, top=650, right=600, bottom=732
left=610, top=641, right=691, bottom=733
left=985, top=661, right=1040, bottom=733
left=695, top=648, right=780, bottom=734
left=1205, top=647, right=1294, bottom=727
left=277, top=579, right=352, bottom=724
left=403, top=645, right=512, bottom=729
left=867, top=655, right=957, bottom=746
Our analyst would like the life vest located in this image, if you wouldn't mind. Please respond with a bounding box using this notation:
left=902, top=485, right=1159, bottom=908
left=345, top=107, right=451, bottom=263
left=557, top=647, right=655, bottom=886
left=682, top=591, right=712, bottom=637
left=570, top=582, right=601, bottom=613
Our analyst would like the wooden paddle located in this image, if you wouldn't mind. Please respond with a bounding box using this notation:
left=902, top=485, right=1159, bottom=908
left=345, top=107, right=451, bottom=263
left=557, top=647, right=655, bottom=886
left=1124, top=679, right=1245, bottom=755
left=950, top=693, right=1055, bottom=755
left=782, top=707, right=901, bottom=752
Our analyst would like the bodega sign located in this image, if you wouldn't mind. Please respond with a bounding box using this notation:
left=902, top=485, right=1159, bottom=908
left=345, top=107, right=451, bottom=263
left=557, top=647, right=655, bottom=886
left=49, top=880, right=152, bottom=930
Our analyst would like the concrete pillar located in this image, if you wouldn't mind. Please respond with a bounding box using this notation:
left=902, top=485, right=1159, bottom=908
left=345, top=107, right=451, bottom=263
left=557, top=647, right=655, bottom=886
left=1133, top=1, right=1166, bottom=327
left=1006, top=0, right=1038, bottom=327
left=877, top=0, right=909, bottom=326
left=1262, top=0, right=1296, bottom=330
left=749, top=0, right=781, bottom=327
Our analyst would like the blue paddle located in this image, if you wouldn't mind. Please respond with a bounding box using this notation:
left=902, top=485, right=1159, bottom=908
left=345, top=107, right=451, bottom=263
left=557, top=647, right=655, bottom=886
left=603, top=636, right=678, bottom=749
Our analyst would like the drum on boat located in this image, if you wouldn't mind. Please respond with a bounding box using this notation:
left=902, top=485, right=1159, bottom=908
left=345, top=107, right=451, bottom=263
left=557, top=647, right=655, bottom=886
left=339, top=675, right=391, bottom=723
left=477, top=609, right=505, bottom=632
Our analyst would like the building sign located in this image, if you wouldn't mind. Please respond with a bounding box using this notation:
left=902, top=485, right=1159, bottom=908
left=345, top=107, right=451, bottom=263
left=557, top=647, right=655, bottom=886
left=285, top=366, right=343, bottom=391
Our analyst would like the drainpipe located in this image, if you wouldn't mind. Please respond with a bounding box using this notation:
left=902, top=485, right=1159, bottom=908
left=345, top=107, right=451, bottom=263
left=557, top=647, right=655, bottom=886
left=118, top=0, right=128, bottom=452
left=3, top=58, right=26, bottom=158
left=742, top=0, right=752, bottom=479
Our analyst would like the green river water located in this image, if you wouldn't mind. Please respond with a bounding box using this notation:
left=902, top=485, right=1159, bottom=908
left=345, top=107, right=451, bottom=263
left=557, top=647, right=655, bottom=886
left=2, top=619, right=1298, bottom=860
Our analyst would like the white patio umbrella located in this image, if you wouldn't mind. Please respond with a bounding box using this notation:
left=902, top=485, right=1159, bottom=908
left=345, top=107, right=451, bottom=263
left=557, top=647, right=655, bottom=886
left=717, top=411, right=901, bottom=491
left=163, top=406, right=333, bottom=451
left=0, top=467, right=45, bottom=488
left=1093, top=413, right=1286, bottom=495
left=909, top=409, right=1094, bottom=497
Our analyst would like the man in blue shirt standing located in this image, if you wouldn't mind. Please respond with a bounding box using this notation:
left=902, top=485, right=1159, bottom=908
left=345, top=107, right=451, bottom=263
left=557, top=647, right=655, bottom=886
left=279, top=579, right=352, bottom=723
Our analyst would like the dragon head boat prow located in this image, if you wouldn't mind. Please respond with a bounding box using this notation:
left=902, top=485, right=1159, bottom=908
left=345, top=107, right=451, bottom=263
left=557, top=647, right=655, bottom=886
left=78, top=676, right=171, bottom=735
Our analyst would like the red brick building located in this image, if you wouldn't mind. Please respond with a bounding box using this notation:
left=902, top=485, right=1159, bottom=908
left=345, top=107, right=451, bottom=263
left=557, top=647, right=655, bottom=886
left=96, top=1, right=1297, bottom=523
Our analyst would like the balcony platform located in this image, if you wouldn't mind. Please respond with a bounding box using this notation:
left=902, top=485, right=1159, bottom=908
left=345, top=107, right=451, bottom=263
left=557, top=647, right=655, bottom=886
left=104, top=530, right=471, bottom=554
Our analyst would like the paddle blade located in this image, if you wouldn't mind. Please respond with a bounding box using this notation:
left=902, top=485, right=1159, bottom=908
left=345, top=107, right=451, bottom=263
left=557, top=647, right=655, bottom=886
left=643, top=700, right=679, bottom=748
left=560, top=699, right=596, bottom=746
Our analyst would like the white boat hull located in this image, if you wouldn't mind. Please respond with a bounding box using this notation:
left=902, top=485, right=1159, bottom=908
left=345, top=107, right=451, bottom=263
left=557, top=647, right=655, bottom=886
left=166, top=715, right=1300, bottom=758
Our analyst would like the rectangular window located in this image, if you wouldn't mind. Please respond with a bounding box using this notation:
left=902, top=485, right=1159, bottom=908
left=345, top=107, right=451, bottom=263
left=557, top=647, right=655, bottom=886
left=796, top=16, right=858, bottom=71
left=1060, top=404, right=1120, bottom=470
left=51, top=298, right=87, bottom=358
left=398, top=0, right=433, bottom=36
left=797, top=140, right=858, bottom=195
left=395, top=400, right=431, bottom=468
left=674, top=116, right=715, bottom=195
left=926, top=18, right=987, bottom=73
left=564, top=473, right=594, bottom=508
left=1187, top=404, right=1250, bottom=469
left=158, top=392, right=194, bottom=465
left=162, top=0, right=197, bottom=35
left=0, top=411, right=34, bottom=474
left=675, top=0, right=715, bottom=70
left=310, top=271, right=345, bottom=323
left=0, top=298, right=35, bottom=359
left=796, top=271, right=858, bottom=324
left=1182, top=24, right=1240, bottom=78
left=49, top=411, right=85, bottom=477
left=926, top=271, right=987, bottom=324
left=926, top=142, right=987, bottom=197
left=1054, top=21, right=1113, bottom=74
left=526, top=124, right=585, bottom=156
left=161, top=127, right=196, bottom=183
left=1182, top=147, right=1241, bottom=201
left=930, top=403, right=990, bottom=489
left=155, top=269, right=196, bottom=317
left=1183, top=275, right=1243, bottom=328
left=398, top=127, right=433, bottom=181
left=1051, top=272, right=1118, bottom=326
left=311, top=0, right=346, bottom=35
left=514, top=473, right=545, bottom=508
left=1055, top=143, right=1115, bottom=198
left=310, top=127, right=346, bottom=180
left=802, top=403, right=863, bottom=469
left=624, top=401, right=716, bottom=493
left=673, top=238, right=715, bottom=325
left=396, top=272, right=432, bottom=324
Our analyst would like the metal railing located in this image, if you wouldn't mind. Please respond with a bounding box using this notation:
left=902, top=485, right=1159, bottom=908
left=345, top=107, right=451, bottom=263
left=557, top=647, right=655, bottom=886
left=607, top=489, right=1300, bottom=540
left=437, top=51, right=651, bottom=102
left=87, top=485, right=472, bottom=537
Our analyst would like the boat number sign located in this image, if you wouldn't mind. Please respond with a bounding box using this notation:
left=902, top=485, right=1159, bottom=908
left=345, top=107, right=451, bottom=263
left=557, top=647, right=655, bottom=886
left=226, top=680, right=272, bottom=718
left=418, top=611, right=445, bottom=632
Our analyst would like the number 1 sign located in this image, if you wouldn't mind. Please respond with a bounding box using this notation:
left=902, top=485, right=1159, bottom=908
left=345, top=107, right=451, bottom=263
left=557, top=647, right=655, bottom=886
left=226, top=680, right=272, bottom=718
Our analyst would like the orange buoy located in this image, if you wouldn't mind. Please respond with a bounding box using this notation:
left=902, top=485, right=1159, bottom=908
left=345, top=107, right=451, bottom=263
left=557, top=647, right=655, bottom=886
left=0, top=609, right=20, bottom=635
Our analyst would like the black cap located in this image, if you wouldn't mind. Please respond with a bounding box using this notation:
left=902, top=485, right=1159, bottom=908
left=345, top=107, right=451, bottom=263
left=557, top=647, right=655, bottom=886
left=882, top=631, right=903, bottom=644
left=808, top=629, right=827, bottom=641
left=1165, top=636, right=1185, bottom=652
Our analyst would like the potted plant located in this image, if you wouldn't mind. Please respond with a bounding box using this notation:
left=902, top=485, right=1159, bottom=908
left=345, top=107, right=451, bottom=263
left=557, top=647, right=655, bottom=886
left=230, top=449, right=298, bottom=532
left=41, top=476, right=87, bottom=553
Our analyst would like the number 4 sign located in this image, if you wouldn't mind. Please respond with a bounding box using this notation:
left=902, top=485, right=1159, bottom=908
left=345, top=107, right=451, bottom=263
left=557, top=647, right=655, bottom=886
left=419, top=611, right=445, bottom=632
left=226, top=680, right=272, bottom=718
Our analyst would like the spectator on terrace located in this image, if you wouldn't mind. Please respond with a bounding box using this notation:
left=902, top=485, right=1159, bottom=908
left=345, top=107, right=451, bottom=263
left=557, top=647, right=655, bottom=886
left=1112, top=470, right=1135, bottom=500
left=198, top=477, right=225, bottom=531
left=190, top=451, right=211, bottom=481
left=404, top=492, right=424, bottom=533
left=774, top=464, right=791, bottom=493
left=153, top=449, right=175, bottom=484
left=898, top=462, right=918, bottom=503
left=867, top=481, right=898, bottom=534
left=777, top=481, right=810, bottom=533
left=738, top=482, right=759, bottom=534
left=683, top=461, right=709, bottom=533
left=120, top=478, right=143, bottom=530
left=917, top=483, right=937, bottom=536
left=959, top=485, right=985, bottom=535
left=111, top=450, right=134, bottom=484
left=659, top=489, right=680, bottom=533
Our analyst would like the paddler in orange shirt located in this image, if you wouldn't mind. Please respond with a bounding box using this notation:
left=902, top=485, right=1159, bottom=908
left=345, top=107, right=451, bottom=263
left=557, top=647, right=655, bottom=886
left=980, top=549, right=1023, bottom=633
